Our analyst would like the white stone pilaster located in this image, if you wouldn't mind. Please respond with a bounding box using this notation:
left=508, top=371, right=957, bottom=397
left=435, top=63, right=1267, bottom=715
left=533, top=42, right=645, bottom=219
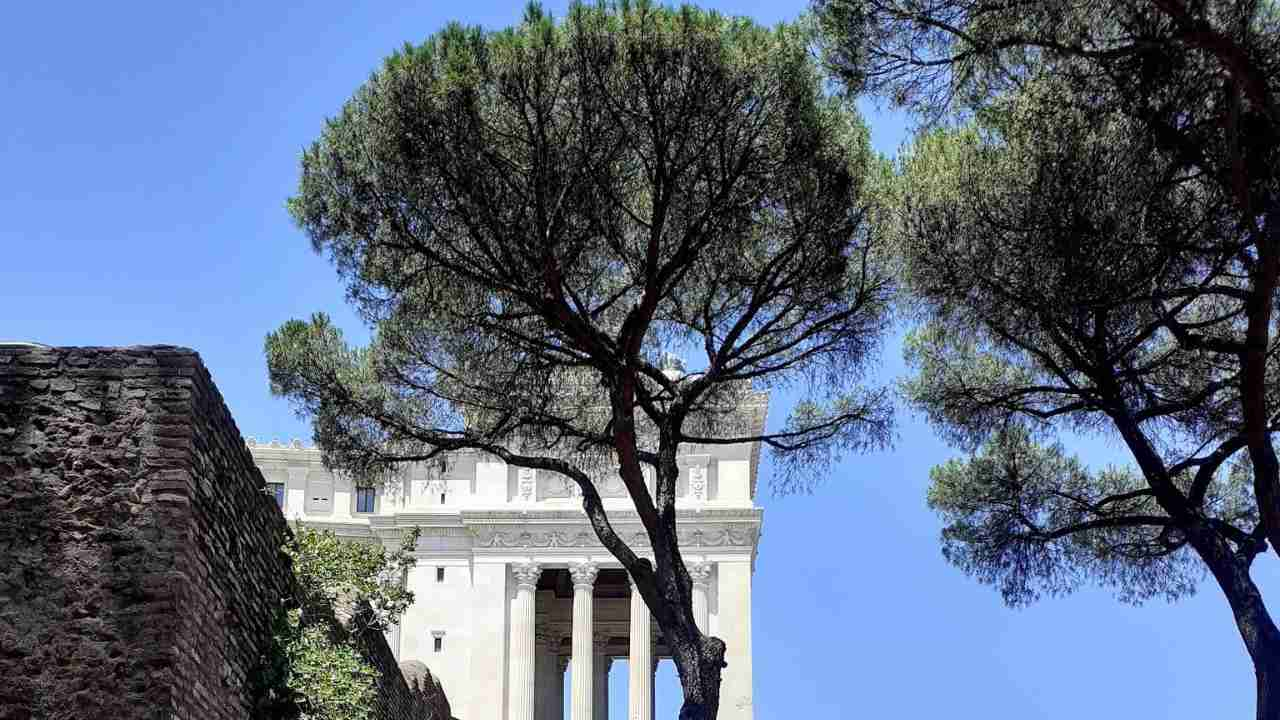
left=717, top=559, right=754, bottom=720
left=628, top=579, right=653, bottom=720
left=570, top=562, right=599, bottom=720
left=510, top=562, right=542, bottom=720
left=469, top=561, right=510, bottom=720
left=689, top=561, right=713, bottom=634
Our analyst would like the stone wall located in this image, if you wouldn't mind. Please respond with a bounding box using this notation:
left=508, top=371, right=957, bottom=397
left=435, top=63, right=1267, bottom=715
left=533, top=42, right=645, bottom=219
left=350, top=611, right=452, bottom=720
left=0, top=345, right=443, bottom=720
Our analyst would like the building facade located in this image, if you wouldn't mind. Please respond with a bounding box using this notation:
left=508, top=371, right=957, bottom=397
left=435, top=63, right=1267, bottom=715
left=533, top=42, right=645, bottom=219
left=248, top=431, right=763, bottom=720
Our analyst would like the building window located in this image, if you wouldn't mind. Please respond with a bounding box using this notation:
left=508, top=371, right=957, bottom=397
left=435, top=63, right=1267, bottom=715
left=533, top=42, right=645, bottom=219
left=432, top=633, right=445, bottom=652
left=267, top=482, right=285, bottom=509
left=355, top=486, right=376, bottom=513
left=439, top=492, right=447, bottom=505
left=436, top=567, right=445, bottom=583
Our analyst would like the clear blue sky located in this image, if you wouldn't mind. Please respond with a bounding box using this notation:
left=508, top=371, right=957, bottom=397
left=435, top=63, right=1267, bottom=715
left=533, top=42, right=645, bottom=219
left=2, top=1, right=1272, bottom=717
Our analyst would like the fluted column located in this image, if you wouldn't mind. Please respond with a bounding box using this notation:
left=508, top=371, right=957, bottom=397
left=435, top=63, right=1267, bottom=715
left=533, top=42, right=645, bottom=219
left=628, top=579, right=653, bottom=720
left=592, top=637, right=610, bottom=720
left=570, top=562, right=599, bottom=720
left=689, top=561, right=713, bottom=634
left=511, top=563, right=542, bottom=720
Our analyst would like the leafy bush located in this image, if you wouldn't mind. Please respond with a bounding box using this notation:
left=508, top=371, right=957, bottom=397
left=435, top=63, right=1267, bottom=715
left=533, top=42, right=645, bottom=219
left=254, top=525, right=419, bottom=720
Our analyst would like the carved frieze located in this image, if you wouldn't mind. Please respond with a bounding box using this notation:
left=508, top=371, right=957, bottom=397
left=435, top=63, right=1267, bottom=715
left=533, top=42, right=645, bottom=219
left=471, top=527, right=602, bottom=548
left=676, top=523, right=759, bottom=548
left=468, top=521, right=759, bottom=550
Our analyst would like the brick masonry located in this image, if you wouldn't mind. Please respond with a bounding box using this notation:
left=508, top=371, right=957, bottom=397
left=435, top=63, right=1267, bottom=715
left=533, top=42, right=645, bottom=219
left=0, top=346, right=447, bottom=720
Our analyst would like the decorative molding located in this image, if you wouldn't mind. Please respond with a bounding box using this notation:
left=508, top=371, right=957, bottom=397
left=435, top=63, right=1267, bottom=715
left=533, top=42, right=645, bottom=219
left=467, top=519, right=760, bottom=551
left=517, top=468, right=537, bottom=503
left=473, top=527, right=608, bottom=549
left=676, top=524, right=759, bottom=548
left=512, top=562, right=541, bottom=589
left=687, top=561, right=713, bottom=588
left=688, top=465, right=707, bottom=503
left=460, top=507, right=762, bottom=523
left=569, top=562, right=599, bottom=589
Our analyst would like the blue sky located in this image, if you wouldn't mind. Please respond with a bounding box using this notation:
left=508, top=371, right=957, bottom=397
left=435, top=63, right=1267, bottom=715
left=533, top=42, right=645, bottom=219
left=2, top=1, right=1272, bottom=717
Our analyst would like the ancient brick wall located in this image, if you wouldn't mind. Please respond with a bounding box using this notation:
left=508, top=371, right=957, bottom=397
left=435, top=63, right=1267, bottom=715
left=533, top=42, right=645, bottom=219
left=350, top=611, right=452, bottom=720
left=0, top=345, right=443, bottom=720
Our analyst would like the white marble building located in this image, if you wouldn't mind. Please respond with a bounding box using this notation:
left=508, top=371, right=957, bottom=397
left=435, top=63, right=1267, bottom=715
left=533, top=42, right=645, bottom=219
left=247, top=427, right=763, bottom=720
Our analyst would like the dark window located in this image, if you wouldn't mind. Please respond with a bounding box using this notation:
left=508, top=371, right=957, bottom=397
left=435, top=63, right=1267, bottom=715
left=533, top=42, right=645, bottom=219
left=439, top=492, right=446, bottom=504
left=436, top=567, right=445, bottom=583
left=433, top=636, right=443, bottom=652
left=355, top=486, right=376, bottom=513
left=267, top=482, right=285, bottom=509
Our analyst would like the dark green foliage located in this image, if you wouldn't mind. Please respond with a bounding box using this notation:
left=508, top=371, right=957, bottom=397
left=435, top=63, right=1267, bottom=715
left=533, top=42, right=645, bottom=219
left=817, top=0, right=1280, bottom=712
left=929, top=428, right=1210, bottom=607
left=254, top=526, right=419, bottom=720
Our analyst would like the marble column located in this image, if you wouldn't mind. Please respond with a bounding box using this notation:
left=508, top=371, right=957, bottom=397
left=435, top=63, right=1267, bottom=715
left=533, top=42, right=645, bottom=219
left=511, top=563, right=542, bottom=720
left=592, top=639, right=610, bottom=720
left=570, top=562, right=599, bottom=720
left=628, top=579, right=653, bottom=720
left=689, top=561, right=712, bottom=634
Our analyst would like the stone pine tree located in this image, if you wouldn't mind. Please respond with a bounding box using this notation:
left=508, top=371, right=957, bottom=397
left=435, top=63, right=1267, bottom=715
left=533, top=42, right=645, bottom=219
left=819, top=10, right=1280, bottom=715
left=815, top=0, right=1280, bottom=539
left=267, top=3, right=894, bottom=717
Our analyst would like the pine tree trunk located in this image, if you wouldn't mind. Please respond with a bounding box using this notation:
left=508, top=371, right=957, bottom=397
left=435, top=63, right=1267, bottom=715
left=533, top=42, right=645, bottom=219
left=1187, top=522, right=1280, bottom=720
left=670, top=631, right=725, bottom=720
left=1257, top=647, right=1280, bottom=720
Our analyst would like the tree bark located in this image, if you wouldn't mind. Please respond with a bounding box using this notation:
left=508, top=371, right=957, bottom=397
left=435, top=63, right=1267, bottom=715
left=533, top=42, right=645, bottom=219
left=1244, top=205, right=1280, bottom=561
left=1186, top=522, right=1280, bottom=719
left=671, top=633, right=726, bottom=720
left=1258, top=649, right=1280, bottom=720
left=599, top=379, right=729, bottom=720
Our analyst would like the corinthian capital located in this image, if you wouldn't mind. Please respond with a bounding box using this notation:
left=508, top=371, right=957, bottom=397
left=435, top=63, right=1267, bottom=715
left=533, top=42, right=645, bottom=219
left=512, top=562, right=542, bottom=589
left=687, top=561, right=713, bottom=587
left=569, top=561, right=599, bottom=589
